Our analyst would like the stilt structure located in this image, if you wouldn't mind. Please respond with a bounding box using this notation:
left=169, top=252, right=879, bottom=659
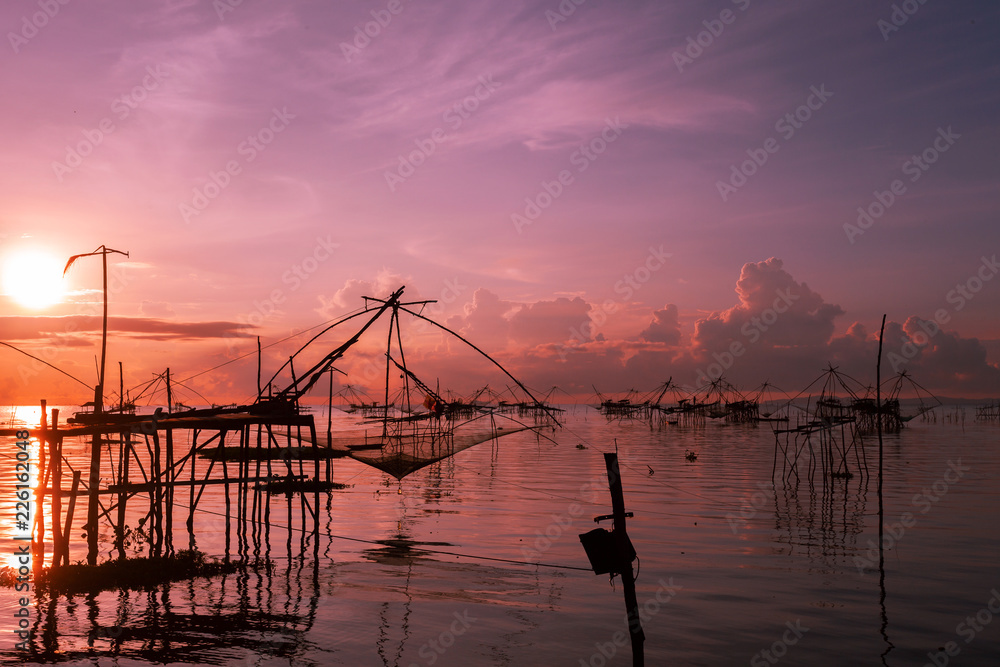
left=771, top=366, right=869, bottom=484
left=2, top=286, right=557, bottom=572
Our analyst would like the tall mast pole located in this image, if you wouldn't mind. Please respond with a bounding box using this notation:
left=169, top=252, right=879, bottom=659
left=64, top=244, right=128, bottom=414
left=98, top=248, right=109, bottom=413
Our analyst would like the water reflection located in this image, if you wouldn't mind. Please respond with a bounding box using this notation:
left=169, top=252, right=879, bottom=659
left=5, top=502, right=328, bottom=666
left=770, top=476, right=870, bottom=570
left=9, top=557, right=324, bottom=664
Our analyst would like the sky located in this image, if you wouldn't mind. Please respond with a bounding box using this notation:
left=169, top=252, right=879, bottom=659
left=1, top=0, right=999, bottom=407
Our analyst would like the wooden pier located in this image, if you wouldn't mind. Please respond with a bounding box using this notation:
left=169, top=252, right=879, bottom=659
left=2, top=397, right=332, bottom=573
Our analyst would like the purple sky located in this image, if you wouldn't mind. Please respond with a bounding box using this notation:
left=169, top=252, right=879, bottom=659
left=1, top=0, right=999, bottom=403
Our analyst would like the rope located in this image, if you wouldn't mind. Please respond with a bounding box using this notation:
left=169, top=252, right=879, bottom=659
left=170, top=502, right=592, bottom=572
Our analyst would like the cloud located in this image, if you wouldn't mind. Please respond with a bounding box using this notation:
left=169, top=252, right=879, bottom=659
left=317, top=270, right=415, bottom=316
left=640, top=304, right=682, bottom=345
left=140, top=300, right=176, bottom=318
left=486, top=258, right=1000, bottom=397
left=449, top=288, right=515, bottom=351
left=0, top=316, right=250, bottom=342
left=445, top=290, right=593, bottom=350
left=882, top=317, right=1000, bottom=394
left=508, top=296, right=591, bottom=346
left=691, top=258, right=845, bottom=354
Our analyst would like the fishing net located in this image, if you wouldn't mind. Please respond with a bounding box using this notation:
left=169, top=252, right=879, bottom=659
left=346, top=418, right=533, bottom=480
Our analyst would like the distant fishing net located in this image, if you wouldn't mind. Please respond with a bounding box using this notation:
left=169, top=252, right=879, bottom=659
left=348, top=419, right=532, bottom=480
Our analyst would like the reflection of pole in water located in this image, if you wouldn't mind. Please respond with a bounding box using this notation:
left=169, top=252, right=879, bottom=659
left=876, top=314, right=893, bottom=663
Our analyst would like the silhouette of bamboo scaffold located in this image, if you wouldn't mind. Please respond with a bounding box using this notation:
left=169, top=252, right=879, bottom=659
left=4, top=285, right=558, bottom=572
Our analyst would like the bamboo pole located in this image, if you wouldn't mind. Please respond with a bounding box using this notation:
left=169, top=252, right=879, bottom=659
left=62, top=472, right=82, bottom=567
left=33, top=400, right=47, bottom=577
left=50, top=410, right=63, bottom=570
left=117, top=426, right=130, bottom=560
left=165, top=368, right=174, bottom=556
left=151, top=428, right=163, bottom=557
left=86, top=387, right=102, bottom=566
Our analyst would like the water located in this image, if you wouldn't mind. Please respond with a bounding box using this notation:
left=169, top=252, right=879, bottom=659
left=0, top=406, right=998, bottom=665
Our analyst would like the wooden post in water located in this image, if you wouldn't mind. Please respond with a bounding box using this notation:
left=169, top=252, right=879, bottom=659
left=188, top=429, right=198, bottom=546
left=116, top=425, right=130, bottom=561
left=151, top=426, right=163, bottom=557
left=115, top=361, right=128, bottom=560
left=86, top=385, right=102, bottom=566
left=50, top=410, right=63, bottom=570
left=327, top=368, right=334, bottom=483
left=165, top=368, right=174, bottom=556
left=62, top=471, right=81, bottom=567
left=222, top=429, right=231, bottom=563
left=604, top=452, right=644, bottom=666
left=876, top=314, right=893, bottom=659
left=33, top=400, right=48, bottom=577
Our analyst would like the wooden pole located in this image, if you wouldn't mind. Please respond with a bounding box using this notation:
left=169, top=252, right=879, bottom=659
left=62, top=472, right=82, bottom=567
left=165, top=368, right=174, bottom=556
left=50, top=410, right=63, bottom=570
left=151, top=428, right=163, bottom=557
left=876, top=315, right=886, bottom=565
left=86, top=388, right=102, bottom=565
left=222, top=429, right=231, bottom=563
left=604, top=452, right=644, bottom=666
left=34, top=400, right=48, bottom=577
left=188, top=429, right=197, bottom=544
left=876, top=314, right=893, bottom=659
left=117, top=426, right=130, bottom=560
left=327, top=368, right=333, bottom=482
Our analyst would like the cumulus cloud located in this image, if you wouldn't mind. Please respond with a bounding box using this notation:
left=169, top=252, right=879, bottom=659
left=355, top=259, right=1000, bottom=398
left=508, top=296, right=591, bottom=347
left=640, top=304, right=682, bottom=345
left=317, top=270, right=415, bottom=316
left=881, top=317, right=1000, bottom=394
left=449, top=288, right=514, bottom=351
left=692, top=258, right=845, bottom=354
left=445, top=290, right=594, bottom=350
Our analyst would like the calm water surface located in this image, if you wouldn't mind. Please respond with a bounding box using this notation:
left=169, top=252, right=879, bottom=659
left=0, top=406, right=998, bottom=666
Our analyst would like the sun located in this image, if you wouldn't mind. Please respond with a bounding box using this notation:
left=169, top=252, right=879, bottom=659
left=2, top=250, right=65, bottom=309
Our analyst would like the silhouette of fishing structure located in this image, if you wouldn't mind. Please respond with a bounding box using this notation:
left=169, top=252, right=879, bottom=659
left=1, top=286, right=558, bottom=578
left=976, top=401, right=999, bottom=421
left=771, top=366, right=870, bottom=485
left=593, top=379, right=711, bottom=427
left=592, top=384, right=665, bottom=421
left=850, top=371, right=940, bottom=435
left=688, top=377, right=768, bottom=424
left=335, top=384, right=394, bottom=418
left=496, top=385, right=568, bottom=419
left=770, top=365, right=942, bottom=486
left=593, top=378, right=782, bottom=429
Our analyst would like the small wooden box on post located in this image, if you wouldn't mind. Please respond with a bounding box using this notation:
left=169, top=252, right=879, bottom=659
left=578, top=451, right=645, bottom=666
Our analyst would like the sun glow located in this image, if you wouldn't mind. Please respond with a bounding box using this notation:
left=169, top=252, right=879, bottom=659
left=2, top=250, right=65, bottom=309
